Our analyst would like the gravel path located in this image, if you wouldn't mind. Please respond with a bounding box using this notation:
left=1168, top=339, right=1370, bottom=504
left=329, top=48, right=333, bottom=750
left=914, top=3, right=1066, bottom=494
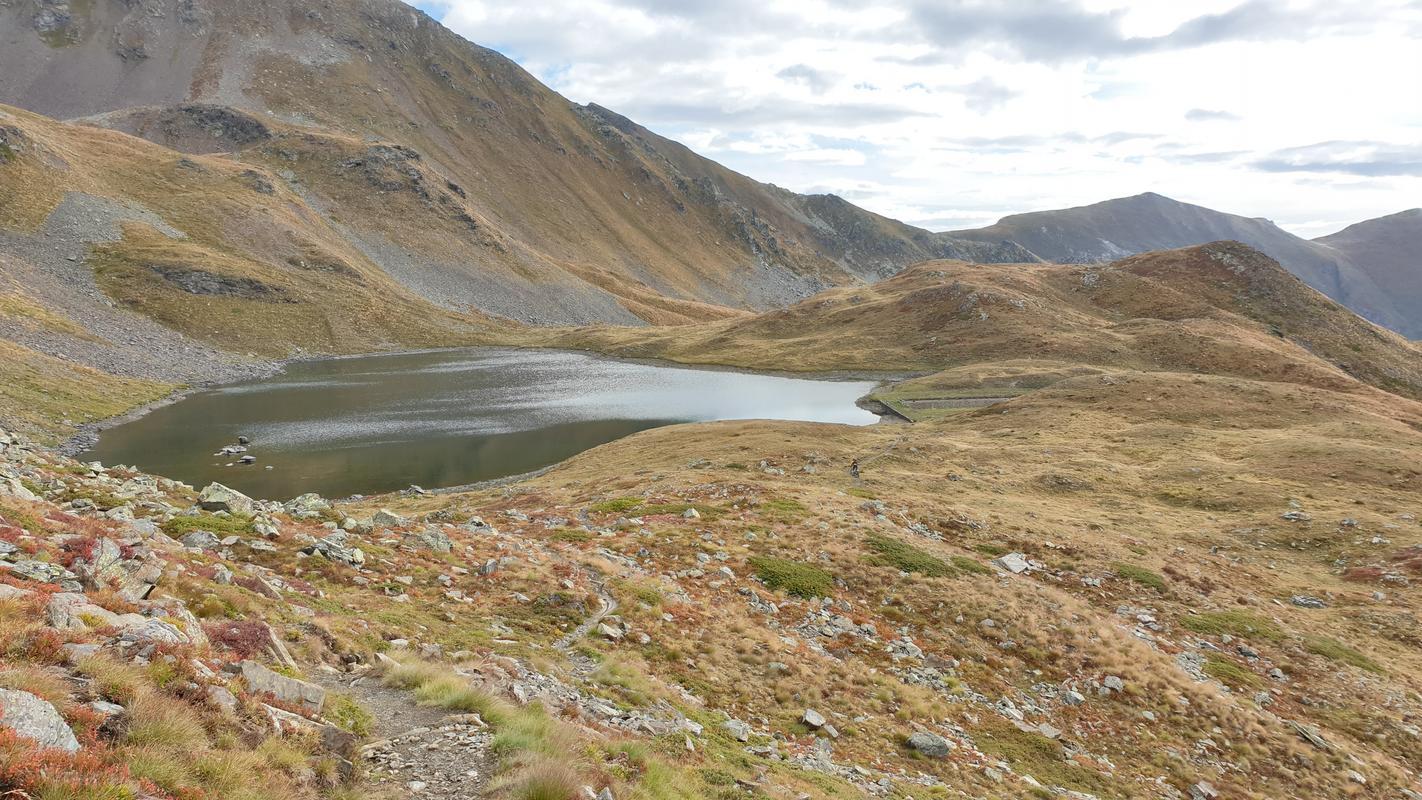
left=315, top=670, right=497, bottom=799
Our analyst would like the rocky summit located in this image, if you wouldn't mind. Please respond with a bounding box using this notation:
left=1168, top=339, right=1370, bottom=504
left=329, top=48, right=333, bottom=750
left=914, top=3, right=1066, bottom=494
left=0, top=2, right=1420, bottom=800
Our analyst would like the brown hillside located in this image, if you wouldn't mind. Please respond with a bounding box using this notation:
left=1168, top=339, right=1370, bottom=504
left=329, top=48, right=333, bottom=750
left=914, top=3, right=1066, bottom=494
left=0, top=0, right=1030, bottom=329
left=554, top=241, right=1422, bottom=400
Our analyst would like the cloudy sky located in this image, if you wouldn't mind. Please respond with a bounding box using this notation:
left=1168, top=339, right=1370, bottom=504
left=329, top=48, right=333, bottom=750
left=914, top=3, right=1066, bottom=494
left=410, top=0, right=1421, bottom=238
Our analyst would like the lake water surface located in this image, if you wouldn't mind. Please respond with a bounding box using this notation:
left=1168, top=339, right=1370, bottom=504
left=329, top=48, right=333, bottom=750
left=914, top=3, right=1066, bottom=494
left=81, top=348, right=878, bottom=499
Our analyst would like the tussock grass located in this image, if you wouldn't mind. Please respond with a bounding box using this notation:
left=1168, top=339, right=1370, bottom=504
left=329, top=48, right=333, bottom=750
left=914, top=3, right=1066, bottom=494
left=950, top=555, right=991, bottom=575
left=414, top=674, right=506, bottom=717
left=1203, top=657, right=1261, bottom=688
left=324, top=692, right=375, bottom=736
left=508, top=759, right=581, bottom=800
left=161, top=513, right=255, bottom=538
left=590, top=497, right=643, bottom=513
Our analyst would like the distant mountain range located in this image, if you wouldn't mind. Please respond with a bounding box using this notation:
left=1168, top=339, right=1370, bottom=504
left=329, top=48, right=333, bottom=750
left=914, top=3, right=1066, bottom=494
left=951, top=194, right=1422, bottom=338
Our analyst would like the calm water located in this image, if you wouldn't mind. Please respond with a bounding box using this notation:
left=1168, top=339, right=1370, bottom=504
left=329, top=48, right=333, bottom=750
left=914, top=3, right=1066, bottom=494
left=81, top=348, right=878, bottom=499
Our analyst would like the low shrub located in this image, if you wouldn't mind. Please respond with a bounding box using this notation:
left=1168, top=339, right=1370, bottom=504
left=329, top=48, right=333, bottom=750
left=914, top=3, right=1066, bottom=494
left=749, top=556, right=834, bottom=598
left=865, top=535, right=951, bottom=577
left=1304, top=636, right=1382, bottom=673
left=1113, top=562, right=1165, bottom=590
left=1181, top=610, right=1284, bottom=641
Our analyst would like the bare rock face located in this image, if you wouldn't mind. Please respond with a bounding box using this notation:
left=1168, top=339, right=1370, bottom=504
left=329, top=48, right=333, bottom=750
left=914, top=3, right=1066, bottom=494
left=0, top=689, right=80, bottom=752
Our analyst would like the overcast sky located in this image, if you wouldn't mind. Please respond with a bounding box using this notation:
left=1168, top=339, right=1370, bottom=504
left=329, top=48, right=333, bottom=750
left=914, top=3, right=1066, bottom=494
left=411, top=0, right=1421, bottom=238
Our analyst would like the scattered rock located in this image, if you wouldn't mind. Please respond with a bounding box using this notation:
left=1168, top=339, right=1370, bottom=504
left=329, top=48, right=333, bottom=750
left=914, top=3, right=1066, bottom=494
left=905, top=730, right=952, bottom=757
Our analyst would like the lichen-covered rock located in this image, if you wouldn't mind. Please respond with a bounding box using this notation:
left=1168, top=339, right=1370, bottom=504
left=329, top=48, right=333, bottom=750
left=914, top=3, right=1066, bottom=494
left=373, top=508, right=407, bottom=528
left=0, top=689, right=80, bottom=752
left=283, top=493, right=331, bottom=520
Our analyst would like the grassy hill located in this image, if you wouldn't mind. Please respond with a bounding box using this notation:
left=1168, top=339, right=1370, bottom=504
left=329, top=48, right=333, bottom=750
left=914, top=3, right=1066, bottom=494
left=554, top=242, right=1422, bottom=401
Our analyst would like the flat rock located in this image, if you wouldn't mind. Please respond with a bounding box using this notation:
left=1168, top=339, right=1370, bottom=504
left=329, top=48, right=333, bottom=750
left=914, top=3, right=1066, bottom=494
left=240, top=660, right=326, bottom=713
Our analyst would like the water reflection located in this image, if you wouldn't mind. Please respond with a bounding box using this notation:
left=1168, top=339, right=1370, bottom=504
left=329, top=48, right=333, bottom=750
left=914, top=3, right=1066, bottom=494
left=82, top=348, right=878, bottom=498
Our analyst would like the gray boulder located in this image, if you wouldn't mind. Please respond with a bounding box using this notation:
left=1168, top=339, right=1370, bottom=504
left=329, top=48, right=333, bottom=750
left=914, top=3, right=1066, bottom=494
left=180, top=530, right=220, bottom=550
left=240, top=660, right=326, bottom=713
left=722, top=719, right=751, bottom=742
left=802, top=709, right=826, bottom=729
left=403, top=526, right=451, bottom=553
left=197, top=483, right=254, bottom=515
left=0, top=477, right=39, bottom=502
left=373, top=508, right=407, bottom=528
left=45, top=592, right=123, bottom=630
left=906, top=730, right=952, bottom=757
left=0, top=689, right=80, bottom=752
left=284, top=493, right=331, bottom=520
left=992, top=553, right=1032, bottom=574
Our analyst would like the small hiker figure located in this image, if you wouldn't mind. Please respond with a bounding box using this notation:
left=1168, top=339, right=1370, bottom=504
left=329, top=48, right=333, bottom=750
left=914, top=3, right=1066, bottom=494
left=849, top=458, right=861, bottom=479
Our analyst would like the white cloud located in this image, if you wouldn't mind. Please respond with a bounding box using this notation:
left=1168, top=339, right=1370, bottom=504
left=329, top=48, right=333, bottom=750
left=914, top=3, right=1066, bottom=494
left=415, top=0, right=1422, bottom=237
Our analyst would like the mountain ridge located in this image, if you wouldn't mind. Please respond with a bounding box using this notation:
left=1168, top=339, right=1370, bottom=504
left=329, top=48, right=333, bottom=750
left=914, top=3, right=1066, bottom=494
left=0, top=0, right=1030, bottom=330
left=950, top=192, right=1421, bottom=338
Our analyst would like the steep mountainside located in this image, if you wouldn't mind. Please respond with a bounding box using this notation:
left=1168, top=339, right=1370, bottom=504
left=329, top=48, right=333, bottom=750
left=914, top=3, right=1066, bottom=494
left=950, top=193, right=1419, bottom=337
left=0, top=0, right=1028, bottom=333
left=556, top=241, right=1422, bottom=400
left=1315, top=209, right=1422, bottom=335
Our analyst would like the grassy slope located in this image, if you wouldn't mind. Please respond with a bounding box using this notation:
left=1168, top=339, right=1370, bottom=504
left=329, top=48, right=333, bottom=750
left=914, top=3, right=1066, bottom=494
left=0, top=103, right=500, bottom=357
left=350, top=367, right=1422, bottom=800
left=552, top=242, right=1422, bottom=399
left=0, top=340, right=171, bottom=442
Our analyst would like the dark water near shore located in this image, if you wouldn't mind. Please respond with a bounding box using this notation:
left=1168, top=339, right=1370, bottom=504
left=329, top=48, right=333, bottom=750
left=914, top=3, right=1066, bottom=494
left=80, top=348, right=878, bottom=499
